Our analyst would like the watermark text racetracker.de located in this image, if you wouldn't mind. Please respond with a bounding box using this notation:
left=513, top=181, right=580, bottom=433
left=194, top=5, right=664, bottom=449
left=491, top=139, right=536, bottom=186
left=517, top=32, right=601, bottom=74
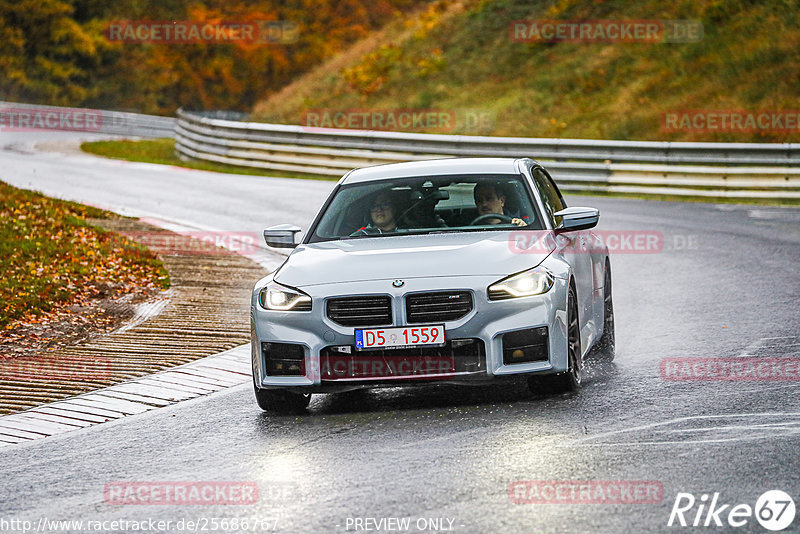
left=104, top=481, right=259, bottom=505
left=104, top=20, right=298, bottom=44
left=319, top=354, right=456, bottom=381
left=0, top=106, right=144, bottom=133
left=508, top=230, right=698, bottom=255
left=115, top=231, right=261, bottom=257
left=662, top=110, right=800, bottom=133
left=0, top=107, right=102, bottom=132
left=509, top=19, right=703, bottom=43
left=0, top=355, right=111, bottom=381
left=661, top=358, right=800, bottom=381
left=508, top=480, right=663, bottom=504
left=300, top=108, right=496, bottom=133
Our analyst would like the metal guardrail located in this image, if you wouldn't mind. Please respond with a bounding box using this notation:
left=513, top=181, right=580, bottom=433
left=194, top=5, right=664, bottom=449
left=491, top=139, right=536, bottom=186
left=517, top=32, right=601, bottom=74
left=3, top=102, right=797, bottom=200
left=0, top=101, right=175, bottom=138
left=175, top=109, right=800, bottom=200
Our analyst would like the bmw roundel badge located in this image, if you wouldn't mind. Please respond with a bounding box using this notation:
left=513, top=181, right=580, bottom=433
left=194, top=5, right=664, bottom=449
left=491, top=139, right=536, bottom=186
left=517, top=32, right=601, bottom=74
left=392, top=279, right=405, bottom=288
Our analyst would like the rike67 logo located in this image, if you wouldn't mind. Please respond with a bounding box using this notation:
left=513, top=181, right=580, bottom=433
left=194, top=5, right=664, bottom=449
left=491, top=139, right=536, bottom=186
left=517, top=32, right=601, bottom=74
left=668, top=490, right=796, bottom=531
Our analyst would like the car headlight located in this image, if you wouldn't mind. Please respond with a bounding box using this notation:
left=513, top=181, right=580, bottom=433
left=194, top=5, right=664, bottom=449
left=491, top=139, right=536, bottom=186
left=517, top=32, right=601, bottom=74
left=259, top=282, right=312, bottom=311
left=488, top=266, right=554, bottom=300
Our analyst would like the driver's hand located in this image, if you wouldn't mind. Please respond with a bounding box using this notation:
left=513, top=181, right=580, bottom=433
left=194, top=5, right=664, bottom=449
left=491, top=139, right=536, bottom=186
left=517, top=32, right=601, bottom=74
left=511, top=218, right=526, bottom=227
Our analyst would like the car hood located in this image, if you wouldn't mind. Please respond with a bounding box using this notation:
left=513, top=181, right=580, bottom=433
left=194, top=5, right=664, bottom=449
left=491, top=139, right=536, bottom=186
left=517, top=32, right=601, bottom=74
left=274, top=231, right=554, bottom=288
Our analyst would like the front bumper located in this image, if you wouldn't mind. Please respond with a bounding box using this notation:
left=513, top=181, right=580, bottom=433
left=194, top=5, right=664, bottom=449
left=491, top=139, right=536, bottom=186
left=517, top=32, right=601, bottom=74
left=251, top=275, right=570, bottom=393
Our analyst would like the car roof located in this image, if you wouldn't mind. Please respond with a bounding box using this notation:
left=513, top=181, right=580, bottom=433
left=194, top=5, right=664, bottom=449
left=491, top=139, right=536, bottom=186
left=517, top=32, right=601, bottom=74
left=341, top=158, right=528, bottom=184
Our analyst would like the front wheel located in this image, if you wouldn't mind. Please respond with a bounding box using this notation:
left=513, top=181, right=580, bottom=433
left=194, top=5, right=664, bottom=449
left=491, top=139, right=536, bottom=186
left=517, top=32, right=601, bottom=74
left=528, top=284, right=581, bottom=395
left=254, top=386, right=311, bottom=414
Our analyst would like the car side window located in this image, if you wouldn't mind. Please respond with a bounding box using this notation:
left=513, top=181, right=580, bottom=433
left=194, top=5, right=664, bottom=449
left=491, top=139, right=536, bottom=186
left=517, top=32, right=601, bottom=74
left=532, top=167, right=565, bottom=227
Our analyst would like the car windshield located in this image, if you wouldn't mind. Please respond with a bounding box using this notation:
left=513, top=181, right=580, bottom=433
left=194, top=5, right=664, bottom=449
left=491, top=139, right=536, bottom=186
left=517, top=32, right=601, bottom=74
left=309, top=173, right=544, bottom=242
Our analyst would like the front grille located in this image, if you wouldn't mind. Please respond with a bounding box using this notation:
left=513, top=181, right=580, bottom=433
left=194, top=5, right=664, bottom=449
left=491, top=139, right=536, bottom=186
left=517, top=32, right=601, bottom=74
left=320, top=339, right=485, bottom=381
left=406, top=291, right=473, bottom=323
left=326, top=296, right=392, bottom=327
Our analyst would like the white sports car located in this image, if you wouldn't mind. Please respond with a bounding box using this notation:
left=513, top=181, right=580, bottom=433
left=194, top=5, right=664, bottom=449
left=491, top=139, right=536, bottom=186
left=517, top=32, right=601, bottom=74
left=251, top=158, right=614, bottom=412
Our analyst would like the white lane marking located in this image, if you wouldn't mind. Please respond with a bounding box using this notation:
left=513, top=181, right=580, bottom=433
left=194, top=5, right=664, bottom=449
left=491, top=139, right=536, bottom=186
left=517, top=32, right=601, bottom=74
left=142, top=374, right=219, bottom=393
left=64, top=397, right=146, bottom=416
left=195, top=361, right=251, bottom=374
left=172, top=369, right=244, bottom=387
left=573, top=412, right=800, bottom=447
left=0, top=426, right=53, bottom=437
left=108, top=382, right=192, bottom=401
left=663, top=422, right=800, bottom=433
left=114, top=381, right=198, bottom=401
left=163, top=370, right=237, bottom=388
left=8, top=415, right=84, bottom=432
left=736, top=335, right=800, bottom=357
left=747, top=209, right=800, bottom=222
left=94, top=390, right=172, bottom=407
left=578, top=412, right=800, bottom=442
left=35, top=406, right=112, bottom=424
left=0, top=428, right=44, bottom=440
left=737, top=338, right=765, bottom=357
left=15, top=413, right=89, bottom=428
left=0, top=344, right=251, bottom=447
left=78, top=394, right=154, bottom=414
left=41, top=403, right=123, bottom=420
left=136, top=377, right=211, bottom=395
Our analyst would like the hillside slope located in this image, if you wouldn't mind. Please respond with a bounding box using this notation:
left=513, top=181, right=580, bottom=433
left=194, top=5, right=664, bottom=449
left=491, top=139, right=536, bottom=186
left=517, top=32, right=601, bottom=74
left=0, top=0, right=429, bottom=114
left=252, top=0, right=800, bottom=142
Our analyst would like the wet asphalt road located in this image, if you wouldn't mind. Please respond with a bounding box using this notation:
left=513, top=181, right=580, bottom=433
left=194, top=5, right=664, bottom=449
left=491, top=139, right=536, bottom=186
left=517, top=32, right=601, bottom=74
left=1, top=134, right=799, bottom=533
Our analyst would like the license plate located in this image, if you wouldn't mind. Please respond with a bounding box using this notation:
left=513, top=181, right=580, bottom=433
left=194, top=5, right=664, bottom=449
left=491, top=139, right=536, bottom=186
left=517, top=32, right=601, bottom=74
left=355, top=325, right=445, bottom=350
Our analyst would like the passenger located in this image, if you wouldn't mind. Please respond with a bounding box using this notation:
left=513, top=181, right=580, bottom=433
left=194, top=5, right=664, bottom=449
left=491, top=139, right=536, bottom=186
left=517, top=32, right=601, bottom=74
left=473, top=183, right=526, bottom=226
left=353, top=191, right=399, bottom=235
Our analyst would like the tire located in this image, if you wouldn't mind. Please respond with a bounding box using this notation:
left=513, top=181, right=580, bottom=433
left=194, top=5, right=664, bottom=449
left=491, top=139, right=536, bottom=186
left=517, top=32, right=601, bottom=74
left=528, top=284, right=582, bottom=395
left=589, top=261, right=615, bottom=362
left=254, top=386, right=311, bottom=414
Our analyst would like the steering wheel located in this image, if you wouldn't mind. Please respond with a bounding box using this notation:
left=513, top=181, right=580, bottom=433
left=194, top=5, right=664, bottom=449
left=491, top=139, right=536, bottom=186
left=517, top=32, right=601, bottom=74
left=470, top=213, right=514, bottom=225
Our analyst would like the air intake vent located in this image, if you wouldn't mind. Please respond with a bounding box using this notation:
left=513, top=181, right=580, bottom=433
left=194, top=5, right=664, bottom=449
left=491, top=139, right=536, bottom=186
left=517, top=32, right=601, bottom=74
left=502, top=327, right=549, bottom=364
left=327, top=296, right=392, bottom=327
left=488, top=288, right=514, bottom=300
left=262, top=342, right=305, bottom=376
left=406, top=291, right=473, bottom=323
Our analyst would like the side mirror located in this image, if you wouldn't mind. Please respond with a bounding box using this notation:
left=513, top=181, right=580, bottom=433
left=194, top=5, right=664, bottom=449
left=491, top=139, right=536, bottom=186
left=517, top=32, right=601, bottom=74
left=264, top=224, right=302, bottom=248
left=554, top=207, right=599, bottom=232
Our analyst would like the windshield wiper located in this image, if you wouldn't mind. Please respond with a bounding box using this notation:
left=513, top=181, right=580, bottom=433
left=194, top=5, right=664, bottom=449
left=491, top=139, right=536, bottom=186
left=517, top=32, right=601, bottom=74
left=426, top=229, right=476, bottom=234
left=427, top=227, right=511, bottom=234
left=339, top=227, right=517, bottom=240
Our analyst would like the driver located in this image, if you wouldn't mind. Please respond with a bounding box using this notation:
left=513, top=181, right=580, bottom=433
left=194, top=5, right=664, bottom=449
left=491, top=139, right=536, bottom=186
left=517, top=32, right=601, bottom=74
left=473, top=183, right=526, bottom=226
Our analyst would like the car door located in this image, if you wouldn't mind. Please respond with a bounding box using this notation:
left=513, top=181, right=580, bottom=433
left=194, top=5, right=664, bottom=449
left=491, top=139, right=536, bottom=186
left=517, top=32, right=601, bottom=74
left=531, top=166, right=595, bottom=354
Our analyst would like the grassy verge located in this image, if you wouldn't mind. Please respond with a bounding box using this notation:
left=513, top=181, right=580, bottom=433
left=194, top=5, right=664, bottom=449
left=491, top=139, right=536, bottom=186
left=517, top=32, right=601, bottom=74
left=0, top=181, right=170, bottom=330
left=80, top=138, right=332, bottom=181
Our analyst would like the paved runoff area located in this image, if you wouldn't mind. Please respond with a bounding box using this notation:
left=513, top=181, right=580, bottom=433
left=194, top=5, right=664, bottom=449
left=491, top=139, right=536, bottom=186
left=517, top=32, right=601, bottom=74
left=0, top=344, right=250, bottom=446
left=0, top=217, right=267, bottom=416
